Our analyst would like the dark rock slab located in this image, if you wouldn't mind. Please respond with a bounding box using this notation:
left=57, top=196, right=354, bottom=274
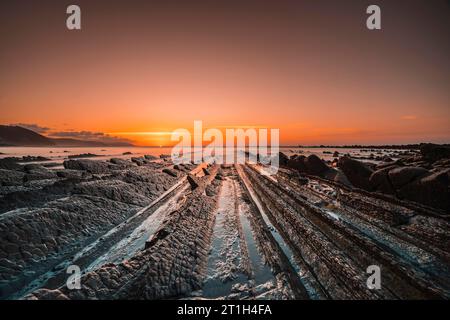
left=56, top=169, right=87, bottom=179
left=388, top=167, right=429, bottom=189
left=162, top=168, right=177, bottom=177
left=304, top=155, right=329, bottom=175
left=63, top=159, right=111, bottom=174
left=369, top=167, right=397, bottom=194
left=0, top=158, right=22, bottom=170
left=420, top=143, right=450, bottom=162
left=398, top=169, right=450, bottom=211
left=337, top=156, right=373, bottom=191
left=68, top=153, right=99, bottom=159
left=278, top=152, right=289, bottom=166
left=0, top=169, right=25, bottom=186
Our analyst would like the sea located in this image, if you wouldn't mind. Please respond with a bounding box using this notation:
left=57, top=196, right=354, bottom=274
left=0, top=146, right=403, bottom=169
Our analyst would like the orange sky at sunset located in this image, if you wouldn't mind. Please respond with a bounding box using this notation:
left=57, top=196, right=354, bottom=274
left=1, top=0, right=449, bottom=146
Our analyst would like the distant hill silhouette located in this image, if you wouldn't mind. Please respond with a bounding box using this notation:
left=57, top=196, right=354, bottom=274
left=0, top=125, right=55, bottom=146
left=0, top=125, right=133, bottom=147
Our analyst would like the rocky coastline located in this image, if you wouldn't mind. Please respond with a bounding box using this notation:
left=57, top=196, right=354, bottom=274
left=0, top=144, right=449, bottom=300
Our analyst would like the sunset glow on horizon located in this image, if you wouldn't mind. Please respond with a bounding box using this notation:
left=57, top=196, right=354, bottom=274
left=1, top=0, right=449, bottom=146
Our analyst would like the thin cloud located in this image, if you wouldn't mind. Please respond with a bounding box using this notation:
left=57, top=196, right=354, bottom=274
left=110, top=131, right=173, bottom=136
left=48, top=130, right=133, bottom=144
left=10, top=123, right=50, bottom=134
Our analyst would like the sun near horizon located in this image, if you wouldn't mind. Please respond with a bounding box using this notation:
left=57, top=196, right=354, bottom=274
left=1, top=1, right=449, bottom=147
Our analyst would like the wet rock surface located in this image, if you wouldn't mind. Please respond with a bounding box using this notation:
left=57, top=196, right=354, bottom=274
left=1, top=148, right=450, bottom=300
left=0, top=157, right=183, bottom=298
left=27, top=166, right=220, bottom=300
left=247, top=163, right=450, bottom=299
left=284, top=145, right=450, bottom=211
left=367, top=149, right=450, bottom=211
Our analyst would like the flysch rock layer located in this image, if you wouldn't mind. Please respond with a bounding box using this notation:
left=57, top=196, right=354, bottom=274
left=25, top=165, right=221, bottom=300
left=0, top=158, right=181, bottom=299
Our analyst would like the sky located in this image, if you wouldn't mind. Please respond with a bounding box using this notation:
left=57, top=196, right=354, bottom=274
left=0, top=0, right=449, bottom=146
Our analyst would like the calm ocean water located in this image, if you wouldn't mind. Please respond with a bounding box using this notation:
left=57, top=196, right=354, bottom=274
left=0, top=146, right=173, bottom=161
left=0, top=146, right=397, bottom=165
